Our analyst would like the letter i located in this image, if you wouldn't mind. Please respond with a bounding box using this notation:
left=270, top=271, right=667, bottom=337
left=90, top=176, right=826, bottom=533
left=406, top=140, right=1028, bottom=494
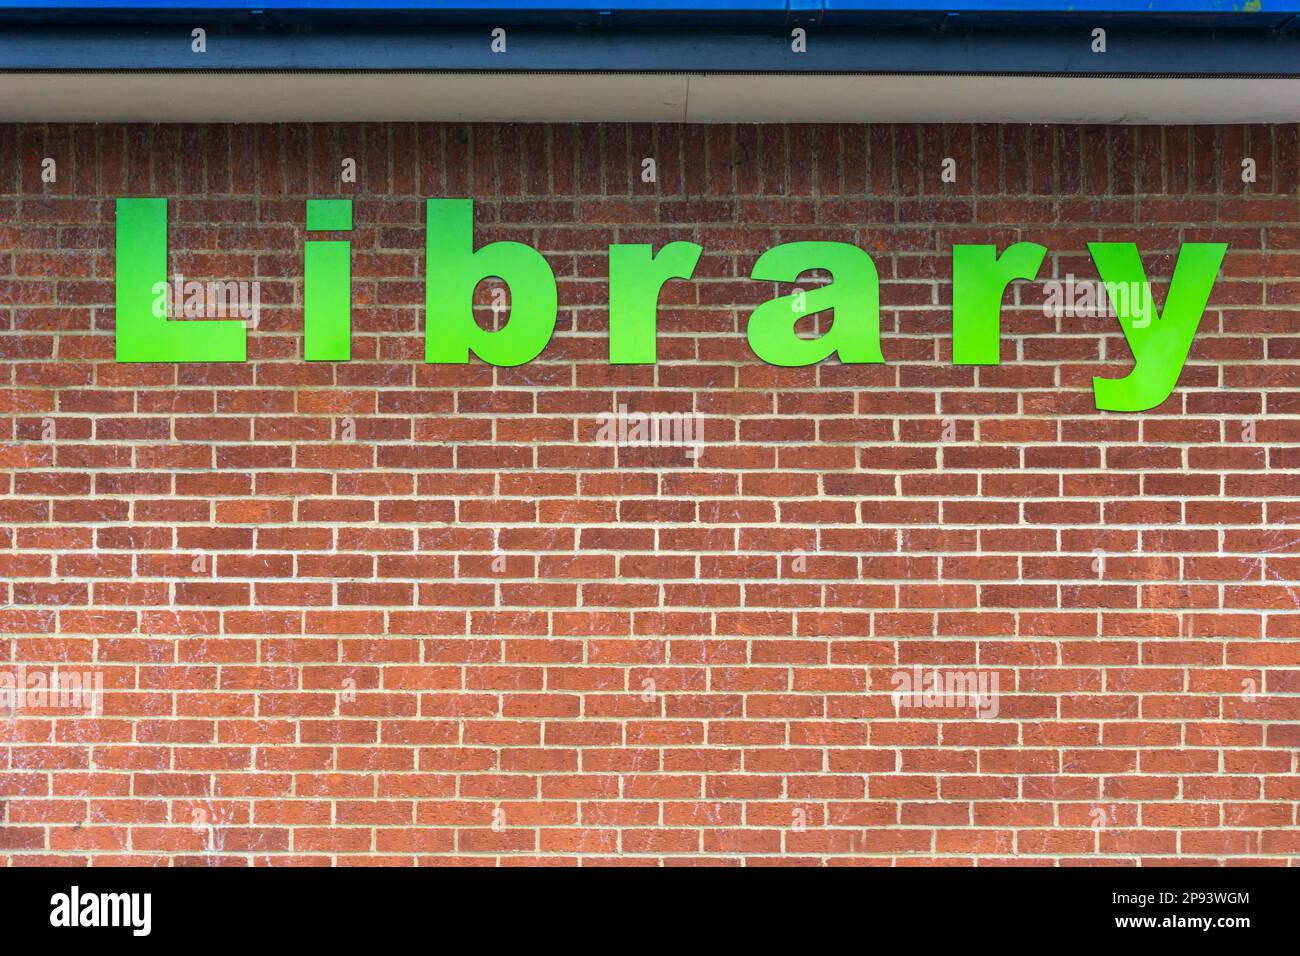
left=305, top=199, right=352, bottom=360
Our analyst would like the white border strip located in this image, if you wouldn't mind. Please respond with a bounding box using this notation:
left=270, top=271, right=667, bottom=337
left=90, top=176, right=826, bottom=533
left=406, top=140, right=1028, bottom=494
left=1, top=73, right=1299, bottom=124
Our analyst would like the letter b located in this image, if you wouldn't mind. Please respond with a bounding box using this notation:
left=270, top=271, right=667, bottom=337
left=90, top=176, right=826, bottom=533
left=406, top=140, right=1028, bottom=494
left=425, top=199, right=557, bottom=366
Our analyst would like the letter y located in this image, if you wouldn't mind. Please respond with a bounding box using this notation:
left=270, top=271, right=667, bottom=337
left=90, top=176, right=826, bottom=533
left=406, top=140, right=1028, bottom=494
left=1088, top=241, right=1227, bottom=412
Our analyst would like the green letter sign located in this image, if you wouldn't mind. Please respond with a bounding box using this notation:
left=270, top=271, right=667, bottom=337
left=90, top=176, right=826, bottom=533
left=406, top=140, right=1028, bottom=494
left=114, top=198, right=246, bottom=362
left=952, top=242, right=1046, bottom=365
left=1089, top=241, right=1227, bottom=412
left=110, top=195, right=1227, bottom=412
left=747, top=242, right=884, bottom=366
left=424, top=199, right=558, bottom=366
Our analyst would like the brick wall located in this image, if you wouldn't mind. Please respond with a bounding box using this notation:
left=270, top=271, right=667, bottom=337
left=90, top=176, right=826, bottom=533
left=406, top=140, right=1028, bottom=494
left=2, top=122, right=1299, bottom=865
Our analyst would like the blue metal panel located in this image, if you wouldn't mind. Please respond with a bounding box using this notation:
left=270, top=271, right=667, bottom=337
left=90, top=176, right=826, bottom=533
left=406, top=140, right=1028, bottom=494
left=0, top=1, right=772, bottom=7
left=1, top=1, right=1298, bottom=11
left=0, top=1, right=779, bottom=10
left=824, top=1, right=1300, bottom=10
left=2, top=0, right=1296, bottom=74
left=3, top=2, right=1298, bottom=31
left=2, top=21, right=1299, bottom=71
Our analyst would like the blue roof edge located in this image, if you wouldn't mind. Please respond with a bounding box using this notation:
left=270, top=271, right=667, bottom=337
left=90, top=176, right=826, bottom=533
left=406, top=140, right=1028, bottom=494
left=1, top=1, right=1299, bottom=20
